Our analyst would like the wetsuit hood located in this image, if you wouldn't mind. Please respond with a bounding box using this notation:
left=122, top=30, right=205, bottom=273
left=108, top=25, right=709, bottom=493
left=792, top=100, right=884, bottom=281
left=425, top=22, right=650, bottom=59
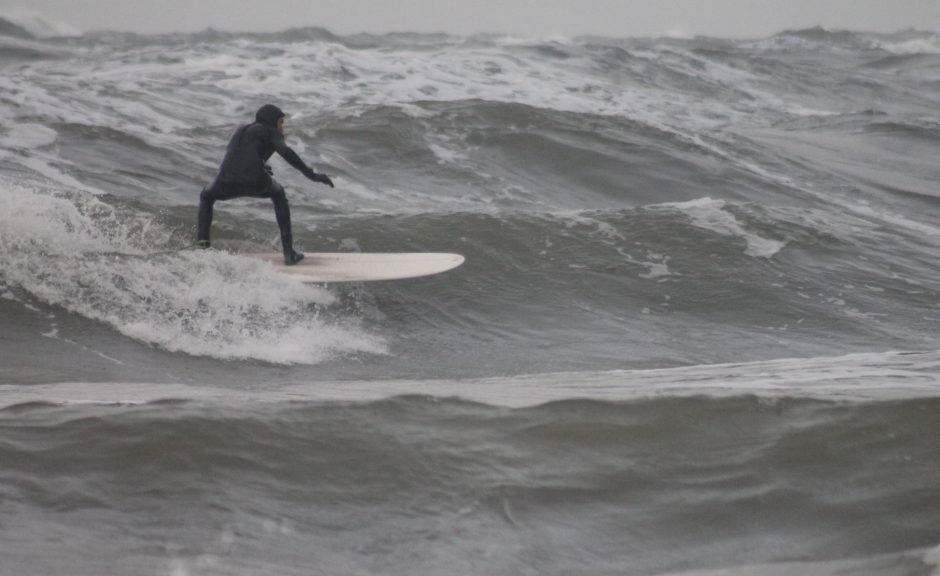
left=255, top=104, right=285, bottom=128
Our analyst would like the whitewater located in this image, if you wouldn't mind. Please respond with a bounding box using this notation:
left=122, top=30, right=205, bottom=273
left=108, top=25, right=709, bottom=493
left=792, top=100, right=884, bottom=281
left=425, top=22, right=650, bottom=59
left=1, top=14, right=940, bottom=576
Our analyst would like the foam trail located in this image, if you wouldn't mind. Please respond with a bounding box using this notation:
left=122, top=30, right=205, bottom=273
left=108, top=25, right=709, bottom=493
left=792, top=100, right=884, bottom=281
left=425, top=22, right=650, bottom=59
left=0, top=181, right=386, bottom=364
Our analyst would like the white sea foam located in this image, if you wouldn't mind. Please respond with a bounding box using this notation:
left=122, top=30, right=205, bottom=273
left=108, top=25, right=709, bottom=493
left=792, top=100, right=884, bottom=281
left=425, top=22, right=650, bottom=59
left=2, top=349, right=938, bottom=409
left=924, top=544, right=940, bottom=570
left=1, top=32, right=749, bottom=147
left=0, top=181, right=386, bottom=364
left=654, top=197, right=786, bottom=258
left=877, top=35, right=940, bottom=55
left=0, top=123, right=58, bottom=149
left=638, top=253, right=672, bottom=279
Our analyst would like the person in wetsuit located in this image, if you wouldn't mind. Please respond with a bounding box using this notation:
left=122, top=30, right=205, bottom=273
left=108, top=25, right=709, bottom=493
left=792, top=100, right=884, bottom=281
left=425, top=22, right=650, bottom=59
left=196, top=104, right=334, bottom=265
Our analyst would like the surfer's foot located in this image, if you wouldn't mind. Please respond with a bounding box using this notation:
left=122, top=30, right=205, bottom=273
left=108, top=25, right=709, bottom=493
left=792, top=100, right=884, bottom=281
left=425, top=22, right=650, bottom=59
left=195, top=240, right=211, bottom=249
left=285, top=251, right=304, bottom=266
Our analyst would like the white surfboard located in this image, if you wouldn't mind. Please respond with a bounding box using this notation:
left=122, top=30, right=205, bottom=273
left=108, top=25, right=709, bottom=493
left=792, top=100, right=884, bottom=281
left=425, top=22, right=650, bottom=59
left=245, top=252, right=465, bottom=282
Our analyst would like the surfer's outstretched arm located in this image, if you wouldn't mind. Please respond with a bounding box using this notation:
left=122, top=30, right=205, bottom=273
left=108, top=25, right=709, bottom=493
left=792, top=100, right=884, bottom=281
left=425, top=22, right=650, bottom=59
left=272, top=130, right=334, bottom=188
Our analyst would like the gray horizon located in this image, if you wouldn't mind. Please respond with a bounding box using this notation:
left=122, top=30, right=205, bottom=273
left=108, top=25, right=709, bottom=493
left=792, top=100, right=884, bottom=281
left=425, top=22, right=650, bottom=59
left=2, top=0, right=939, bottom=39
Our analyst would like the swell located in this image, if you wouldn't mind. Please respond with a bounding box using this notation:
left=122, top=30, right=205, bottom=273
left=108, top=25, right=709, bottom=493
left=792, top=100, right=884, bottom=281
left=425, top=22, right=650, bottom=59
left=4, top=179, right=940, bottom=369
left=4, top=98, right=791, bottom=214
left=317, top=100, right=784, bottom=214
left=1, top=395, right=938, bottom=574
left=5, top=27, right=936, bottom=213
left=300, top=204, right=940, bottom=349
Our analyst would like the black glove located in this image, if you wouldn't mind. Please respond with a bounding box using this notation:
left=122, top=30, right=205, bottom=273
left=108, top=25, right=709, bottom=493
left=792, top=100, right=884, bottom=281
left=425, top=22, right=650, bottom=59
left=306, top=170, right=334, bottom=188
left=263, top=164, right=274, bottom=176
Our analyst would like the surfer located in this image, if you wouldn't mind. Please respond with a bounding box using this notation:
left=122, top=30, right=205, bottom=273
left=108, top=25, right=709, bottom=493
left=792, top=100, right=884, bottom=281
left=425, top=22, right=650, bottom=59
left=196, top=104, right=334, bottom=265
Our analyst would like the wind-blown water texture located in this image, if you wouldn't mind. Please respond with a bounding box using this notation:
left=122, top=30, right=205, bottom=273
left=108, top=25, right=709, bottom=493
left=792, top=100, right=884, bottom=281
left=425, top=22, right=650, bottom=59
left=2, top=375, right=940, bottom=576
left=2, top=20, right=940, bottom=576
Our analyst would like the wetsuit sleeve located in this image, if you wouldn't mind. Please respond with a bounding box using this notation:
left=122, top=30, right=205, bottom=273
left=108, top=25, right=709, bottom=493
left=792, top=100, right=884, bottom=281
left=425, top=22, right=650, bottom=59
left=272, top=130, right=315, bottom=177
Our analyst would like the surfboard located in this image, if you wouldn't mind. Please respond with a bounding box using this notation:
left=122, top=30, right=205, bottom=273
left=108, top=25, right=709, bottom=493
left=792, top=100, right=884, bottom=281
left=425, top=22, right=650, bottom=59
left=245, top=252, right=465, bottom=282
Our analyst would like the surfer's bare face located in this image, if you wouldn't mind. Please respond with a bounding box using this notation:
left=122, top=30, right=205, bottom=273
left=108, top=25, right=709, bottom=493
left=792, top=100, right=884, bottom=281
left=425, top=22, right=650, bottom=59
left=276, top=117, right=284, bottom=134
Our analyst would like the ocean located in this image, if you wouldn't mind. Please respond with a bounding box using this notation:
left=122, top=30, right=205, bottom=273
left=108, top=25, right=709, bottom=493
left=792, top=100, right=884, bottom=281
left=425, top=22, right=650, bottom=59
left=1, top=14, right=940, bottom=576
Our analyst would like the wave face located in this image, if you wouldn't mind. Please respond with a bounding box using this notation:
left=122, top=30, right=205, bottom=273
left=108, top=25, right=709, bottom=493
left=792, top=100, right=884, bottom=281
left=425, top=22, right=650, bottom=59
left=2, top=24, right=940, bottom=575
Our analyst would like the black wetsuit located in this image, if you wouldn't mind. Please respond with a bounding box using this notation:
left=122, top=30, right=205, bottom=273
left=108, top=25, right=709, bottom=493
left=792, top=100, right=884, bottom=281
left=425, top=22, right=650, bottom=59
left=197, top=105, right=322, bottom=262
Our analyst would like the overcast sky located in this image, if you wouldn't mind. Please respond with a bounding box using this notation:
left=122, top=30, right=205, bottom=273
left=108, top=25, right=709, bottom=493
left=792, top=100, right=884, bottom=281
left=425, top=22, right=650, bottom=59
left=4, top=0, right=940, bottom=38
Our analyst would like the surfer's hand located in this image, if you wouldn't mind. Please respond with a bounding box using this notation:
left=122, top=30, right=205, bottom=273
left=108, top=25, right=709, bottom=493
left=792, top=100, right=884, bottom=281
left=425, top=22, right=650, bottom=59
left=263, top=164, right=274, bottom=176
left=309, top=172, right=334, bottom=188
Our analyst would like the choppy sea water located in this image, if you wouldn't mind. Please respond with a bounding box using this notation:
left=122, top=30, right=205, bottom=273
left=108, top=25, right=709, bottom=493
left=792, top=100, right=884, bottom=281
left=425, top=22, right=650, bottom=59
left=2, top=14, right=940, bottom=575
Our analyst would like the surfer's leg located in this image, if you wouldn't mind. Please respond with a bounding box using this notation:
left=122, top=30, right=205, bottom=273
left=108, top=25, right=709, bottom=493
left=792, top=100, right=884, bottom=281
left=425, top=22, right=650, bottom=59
left=196, top=185, right=215, bottom=247
left=269, top=181, right=303, bottom=265
left=197, top=181, right=254, bottom=249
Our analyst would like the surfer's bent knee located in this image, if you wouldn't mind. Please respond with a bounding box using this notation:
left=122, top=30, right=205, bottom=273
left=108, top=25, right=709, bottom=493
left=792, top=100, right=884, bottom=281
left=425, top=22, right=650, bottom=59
left=269, top=181, right=287, bottom=202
